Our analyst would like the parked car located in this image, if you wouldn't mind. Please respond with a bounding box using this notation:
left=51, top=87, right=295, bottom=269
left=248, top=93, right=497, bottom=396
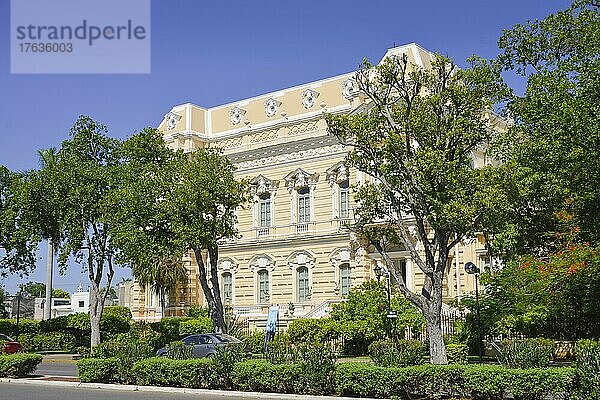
left=156, top=333, right=242, bottom=358
left=0, top=334, right=23, bottom=354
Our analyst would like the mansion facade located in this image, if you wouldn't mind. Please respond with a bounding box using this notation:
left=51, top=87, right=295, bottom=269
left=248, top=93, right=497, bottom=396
left=129, top=43, right=492, bottom=328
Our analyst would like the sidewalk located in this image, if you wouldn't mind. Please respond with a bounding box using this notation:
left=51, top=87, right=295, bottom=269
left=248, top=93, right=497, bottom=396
left=0, top=378, right=379, bottom=400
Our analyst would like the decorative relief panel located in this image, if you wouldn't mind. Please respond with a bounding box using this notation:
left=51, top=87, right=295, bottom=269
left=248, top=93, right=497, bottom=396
left=249, top=175, right=279, bottom=196
left=264, top=98, right=281, bottom=118
left=217, top=136, right=243, bottom=149
left=342, top=78, right=359, bottom=99
left=284, top=168, right=319, bottom=192
left=229, top=106, right=246, bottom=125
left=301, top=89, right=319, bottom=109
left=288, top=121, right=318, bottom=136
left=326, top=161, right=349, bottom=187
left=287, top=250, right=316, bottom=270
left=236, top=144, right=346, bottom=170
left=165, top=112, right=182, bottom=130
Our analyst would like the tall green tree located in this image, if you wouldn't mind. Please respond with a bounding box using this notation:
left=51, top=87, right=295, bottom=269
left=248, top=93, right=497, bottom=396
left=327, top=54, right=508, bottom=363
left=112, top=129, right=248, bottom=332
left=492, top=0, right=600, bottom=256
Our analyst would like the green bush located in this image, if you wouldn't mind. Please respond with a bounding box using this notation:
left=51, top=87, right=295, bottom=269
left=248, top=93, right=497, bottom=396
left=0, top=319, right=40, bottom=336
left=0, top=353, right=43, bottom=377
left=264, top=333, right=293, bottom=364
left=150, top=317, right=191, bottom=344
left=131, top=357, right=218, bottom=388
left=77, top=346, right=91, bottom=358
left=77, top=358, right=120, bottom=383
left=575, top=339, right=600, bottom=400
left=446, top=343, right=469, bottom=364
left=91, top=335, right=155, bottom=383
left=33, top=332, right=76, bottom=352
left=185, top=305, right=209, bottom=319
left=369, top=339, right=425, bottom=367
left=497, top=338, right=555, bottom=368
left=164, top=341, right=193, bottom=360
left=17, top=333, right=35, bottom=351
left=245, top=330, right=265, bottom=354
left=333, top=362, right=576, bottom=399
left=210, top=343, right=248, bottom=389
left=178, top=317, right=213, bottom=336
left=0, top=319, right=14, bottom=335
left=103, top=306, right=132, bottom=320
left=100, top=314, right=130, bottom=337
left=232, top=359, right=304, bottom=394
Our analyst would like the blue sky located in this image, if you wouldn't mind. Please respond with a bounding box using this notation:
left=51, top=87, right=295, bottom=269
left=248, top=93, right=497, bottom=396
left=0, top=0, right=571, bottom=294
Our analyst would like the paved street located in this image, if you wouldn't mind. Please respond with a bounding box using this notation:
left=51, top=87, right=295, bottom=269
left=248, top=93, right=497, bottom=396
left=0, top=382, right=254, bottom=400
left=34, top=361, right=78, bottom=377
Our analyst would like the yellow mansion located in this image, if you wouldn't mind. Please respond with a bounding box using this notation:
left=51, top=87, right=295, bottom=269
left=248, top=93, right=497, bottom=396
left=130, top=43, right=492, bottom=327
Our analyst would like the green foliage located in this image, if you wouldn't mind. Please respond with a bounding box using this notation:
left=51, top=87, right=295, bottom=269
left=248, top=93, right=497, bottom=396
left=0, top=319, right=40, bottom=337
left=100, top=314, right=131, bottom=337
left=264, top=333, right=293, bottom=364
left=185, top=305, right=209, bottom=318
left=178, top=317, right=214, bottom=336
left=33, top=332, right=76, bottom=352
left=245, top=330, right=265, bottom=354
left=494, top=1, right=600, bottom=256
left=211, top=343, right=248, bottom=389
left=232, top=359, right=303, bottom=394
left=574, top=339, right=600, bottom=399
left=76, top=358, right=120, bottom=383
left=446, top=343, right=469, bottom=364
left=497, top=338, right=556, bottom=369
left=90, top=334, right=155, bottom=384
left=164, top=341, right=193, bottom=360
left=329, top=281, right=425, bottom=355
left=150, top=317, right=191, bottom=344
left=368, top=339, right=425, bottom=367
left=0, top=353, right=43, bottom=377
left=131, top=357, right=219, bottom=388
left=102, top=306, right=132, bottom=320
left=334, top=362, right=576, bottom=399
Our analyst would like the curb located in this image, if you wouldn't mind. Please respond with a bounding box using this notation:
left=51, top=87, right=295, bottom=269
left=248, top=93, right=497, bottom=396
left=0, top=378, right=379, bottom=400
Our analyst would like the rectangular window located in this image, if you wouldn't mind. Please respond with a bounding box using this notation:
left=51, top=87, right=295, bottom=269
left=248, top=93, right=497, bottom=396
left=78, top=301, right=84, bottom=308
left=258, top=270, right=269, bottom=303
left=340, top=188, right=349, bottom=219
left=223, top=273, right=232, bottom=303
left=340, top=265, right=351, bottom=297
left=298, top=189, right=310, bottom=223
left=298, top=267, right=309, bottom=302
left=259, top=195, right=271, bottom=227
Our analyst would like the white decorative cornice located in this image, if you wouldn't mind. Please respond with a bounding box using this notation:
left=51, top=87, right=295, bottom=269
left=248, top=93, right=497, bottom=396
left=342, top=78, right=359, bottom=99
left=236, top=144, right=346, bottom=171
left=165, top=112, right=182, bottom=130
left=249, top=254, right=276, bottom=272
left=326, top=161, right=349, bottom=187
left=329, top=248, right=351, bottom=268
left=249, top=175, right=279, bottom=196
left=284, top=168, right=319, bottom=192
left=287, top=250, right=316, bottom=270
left=217, top=257, right=238, bottom=274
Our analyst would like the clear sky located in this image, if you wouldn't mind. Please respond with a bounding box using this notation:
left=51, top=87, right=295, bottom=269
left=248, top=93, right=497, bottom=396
left=0, top=0, right=571, bottom=294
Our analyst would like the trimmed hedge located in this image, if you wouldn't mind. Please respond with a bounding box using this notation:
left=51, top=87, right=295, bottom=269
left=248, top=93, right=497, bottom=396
left=132, top=357, right=218, bottom=388
left=0, top=319, right=40, bottom=336
left=446, top=343, right=469, bottom=364
left=178, top=317, right=214, bottom=336
left=77, top=358, right=120, bottom=383
left=369, top=339, right=425, bottom=367
left=232, top=359, right=304, bottom=394
left=33, top=332, right=76, bottom=352
left=0, top=353, right=43, bottom=377
left=334, top=362, right=576, bottom=400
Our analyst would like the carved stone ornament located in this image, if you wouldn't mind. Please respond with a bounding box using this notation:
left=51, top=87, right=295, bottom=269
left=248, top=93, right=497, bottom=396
left=229, top=106, right=246, bottom=125
left=264, top=98, right=281, bottom=118
left=249, top=175, right=279, bottom=196
left=326, top=162, right=349, bottom=187
left=284, top=168, right=318, bottom=192
left=165, top=112, right=182, bottom=130
left=342, top=78, right=358, bottom=99
left=301, top=88, right=319, bottom=109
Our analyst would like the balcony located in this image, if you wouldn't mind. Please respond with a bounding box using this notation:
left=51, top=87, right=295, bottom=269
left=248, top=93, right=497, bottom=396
left=295, top=223, right=309, bottom=233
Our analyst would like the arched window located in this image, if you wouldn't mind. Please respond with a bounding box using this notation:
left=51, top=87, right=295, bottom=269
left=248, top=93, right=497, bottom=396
left=258, top=269, right=269, bottom=303
left=222, top=272, right=232, bottom=303
left=339, top=180, right=350, bottom=219
left=340, top=263, right=351, bottom=297
left=297, top=266, right=309, bottom=302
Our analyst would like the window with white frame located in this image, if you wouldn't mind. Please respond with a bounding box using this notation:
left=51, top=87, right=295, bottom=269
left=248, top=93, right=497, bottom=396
left=297, top=187, right=310, bottom=223
left=297, top=266, right=309, bottom=302
left=340, top=263, right=351, bottom=297
left=258, top=269, right=269, bottom=303
left=259, top=193, right=271, bottom=227
left=339, top=180, right=350, bottom=219
left=222, top=272, right=232, bottom=303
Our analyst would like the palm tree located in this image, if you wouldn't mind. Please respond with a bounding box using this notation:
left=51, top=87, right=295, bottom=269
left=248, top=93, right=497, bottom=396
left=133, top=256, right=188, bottom=317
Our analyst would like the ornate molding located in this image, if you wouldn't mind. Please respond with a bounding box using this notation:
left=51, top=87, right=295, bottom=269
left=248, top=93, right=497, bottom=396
left=217, top=257, right=238, bottom=274
left=249, top=175, right=279, bottom=196
left=301, top=88, right=319, bottom=109
left=284, top=168, right=319, bottom=192
left=236, top=144, right=345, bottom=171
left=330, top=248, right=351, bottom=268
left=287, top=250, right=316, bottom=270
left=264, top=98, right=281, bottom=118
left=165, top=112, right=182, bottom=130
left=249, top=254, right=276, bottom=272
left=342, top=78, right=359, bottom=99
left=229, top=106, right=246, bottom=125
left=326, top=161, right=349, bottom=187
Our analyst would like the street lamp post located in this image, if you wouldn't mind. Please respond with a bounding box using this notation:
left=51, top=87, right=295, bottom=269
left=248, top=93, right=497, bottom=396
left=374, top=263, right=397, bottom=337
left=465, top=261, right=483, bottom=363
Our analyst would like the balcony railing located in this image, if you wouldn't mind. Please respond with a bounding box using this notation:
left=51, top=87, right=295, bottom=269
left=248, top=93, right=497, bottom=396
left=295, top=223, right=309, bottom=233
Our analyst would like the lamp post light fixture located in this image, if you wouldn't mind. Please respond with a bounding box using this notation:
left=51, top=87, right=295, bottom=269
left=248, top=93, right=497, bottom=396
left=373, top=263, right=398, bottom=321
left=464, top=261, right=483, bottom=363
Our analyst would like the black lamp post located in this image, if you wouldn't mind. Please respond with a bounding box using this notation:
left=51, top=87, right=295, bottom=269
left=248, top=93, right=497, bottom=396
left=465, top=261, right=483, bottom=363
left=374, top=263, right=397, bottom=324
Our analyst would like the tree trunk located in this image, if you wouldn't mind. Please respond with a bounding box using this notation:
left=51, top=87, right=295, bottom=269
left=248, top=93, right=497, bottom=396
left=426, top=314, right=448, bottom=364
left=207, top=246, right=226, bottom=333
left=89, top=282, right=104, bottom=347
left=194, top=248, right=226, bottom=333
left=44, top=241, right=53, bottom=320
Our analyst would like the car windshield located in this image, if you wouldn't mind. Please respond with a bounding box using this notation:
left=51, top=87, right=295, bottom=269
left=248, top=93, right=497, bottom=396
left=212, top=334, right=240, bottom=343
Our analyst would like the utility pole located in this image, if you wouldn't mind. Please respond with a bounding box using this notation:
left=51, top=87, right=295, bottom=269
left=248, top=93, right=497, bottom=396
left=44, top=241, right=53, bottom=320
